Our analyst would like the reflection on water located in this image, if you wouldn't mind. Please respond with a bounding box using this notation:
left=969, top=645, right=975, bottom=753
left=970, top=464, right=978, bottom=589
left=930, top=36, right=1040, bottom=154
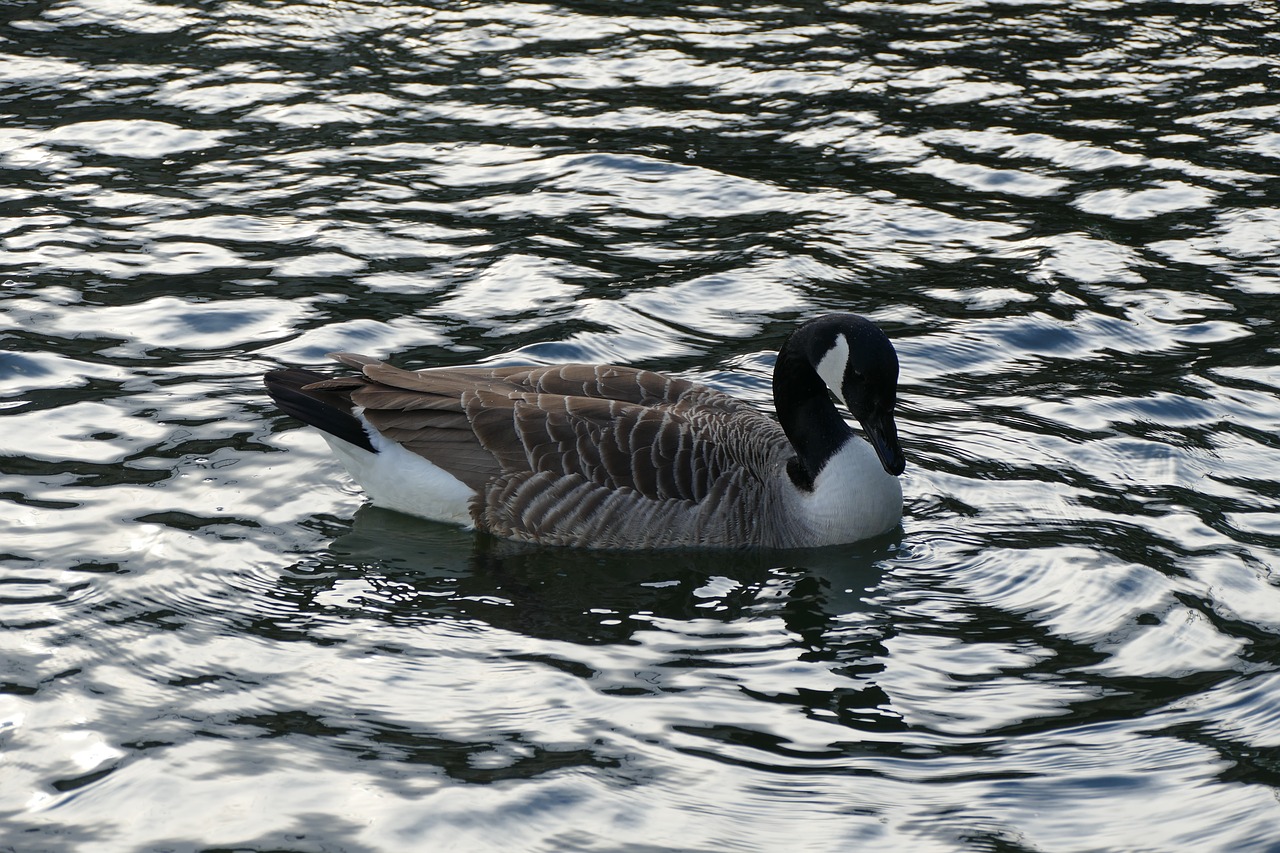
left=2, top=0, right=1280, bottom=850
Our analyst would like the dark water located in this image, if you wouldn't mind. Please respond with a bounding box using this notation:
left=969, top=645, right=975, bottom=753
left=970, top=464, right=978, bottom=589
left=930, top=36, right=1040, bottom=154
left=3, top=1, right=1280, bottom=850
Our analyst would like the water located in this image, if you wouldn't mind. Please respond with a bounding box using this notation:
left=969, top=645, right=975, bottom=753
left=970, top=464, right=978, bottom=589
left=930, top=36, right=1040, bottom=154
left=2, top=0, right=1280, bottom=850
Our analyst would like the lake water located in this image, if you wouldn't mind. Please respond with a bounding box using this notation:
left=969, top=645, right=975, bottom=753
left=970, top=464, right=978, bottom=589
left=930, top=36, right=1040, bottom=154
left=3, top=1, right=1280, bottom=850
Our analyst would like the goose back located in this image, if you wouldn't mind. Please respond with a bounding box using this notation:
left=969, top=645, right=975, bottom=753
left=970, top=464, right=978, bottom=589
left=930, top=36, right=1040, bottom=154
left=293, top=359, right=804, bottom=548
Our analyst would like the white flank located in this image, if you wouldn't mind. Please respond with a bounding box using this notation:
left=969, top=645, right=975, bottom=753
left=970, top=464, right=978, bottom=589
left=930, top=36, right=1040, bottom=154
left=815, top=333, right=850, bottom=404
left=796, top=435, right=903, bottom=545
left=320, top=411, right=475, bottom=527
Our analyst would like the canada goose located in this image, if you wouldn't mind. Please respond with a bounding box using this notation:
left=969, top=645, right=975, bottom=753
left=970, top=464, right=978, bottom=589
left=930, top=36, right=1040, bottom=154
left=264, top=314, right=906, bottom=549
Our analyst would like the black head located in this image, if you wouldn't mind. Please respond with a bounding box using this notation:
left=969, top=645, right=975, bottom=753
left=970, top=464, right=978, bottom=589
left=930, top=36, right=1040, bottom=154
left=787, top=314, right=905, bottom=477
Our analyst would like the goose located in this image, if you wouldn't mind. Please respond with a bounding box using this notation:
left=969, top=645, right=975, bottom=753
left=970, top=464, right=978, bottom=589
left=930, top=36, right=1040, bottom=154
left=263, top=314, right=906, bottom=549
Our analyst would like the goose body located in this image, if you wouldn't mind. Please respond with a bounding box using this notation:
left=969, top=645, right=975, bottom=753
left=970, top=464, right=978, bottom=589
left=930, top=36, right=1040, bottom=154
left=264, top=314, right=906, bottom=550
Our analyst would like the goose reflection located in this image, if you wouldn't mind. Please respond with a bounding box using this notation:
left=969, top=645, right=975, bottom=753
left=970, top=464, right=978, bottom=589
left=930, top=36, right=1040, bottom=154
left=262, top=505, right=899, bottom=652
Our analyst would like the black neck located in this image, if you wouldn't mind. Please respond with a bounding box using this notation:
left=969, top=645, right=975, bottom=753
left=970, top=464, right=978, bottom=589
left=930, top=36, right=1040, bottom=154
left=772, top=340, right=853, bottom=492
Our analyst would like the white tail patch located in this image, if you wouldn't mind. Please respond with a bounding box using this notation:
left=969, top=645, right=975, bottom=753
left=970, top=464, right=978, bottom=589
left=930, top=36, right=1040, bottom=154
left=321, top=411, right=475, bottom=526
left=815, top=333, right=850, bottom=404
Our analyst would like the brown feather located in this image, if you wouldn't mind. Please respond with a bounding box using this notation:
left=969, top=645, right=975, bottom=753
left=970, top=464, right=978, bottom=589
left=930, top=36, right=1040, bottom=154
left=307, top=355, right=793, bottom=546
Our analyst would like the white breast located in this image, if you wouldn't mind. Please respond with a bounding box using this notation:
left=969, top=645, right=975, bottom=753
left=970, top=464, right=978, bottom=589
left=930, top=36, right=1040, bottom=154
left=792, top=436, right=903, bottom=545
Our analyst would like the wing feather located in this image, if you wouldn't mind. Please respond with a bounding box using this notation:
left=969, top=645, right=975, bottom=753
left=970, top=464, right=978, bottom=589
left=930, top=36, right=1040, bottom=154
left=306, top=355, right=789, bottom=541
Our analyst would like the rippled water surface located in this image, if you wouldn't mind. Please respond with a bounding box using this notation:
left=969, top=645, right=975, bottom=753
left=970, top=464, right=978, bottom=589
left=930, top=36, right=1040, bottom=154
left=3, top=1, right=1280, bottom=850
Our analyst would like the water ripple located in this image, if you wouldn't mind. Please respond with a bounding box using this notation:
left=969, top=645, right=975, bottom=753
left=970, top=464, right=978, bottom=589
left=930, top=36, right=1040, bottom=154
left=2, top=0, right=1280, bottom=850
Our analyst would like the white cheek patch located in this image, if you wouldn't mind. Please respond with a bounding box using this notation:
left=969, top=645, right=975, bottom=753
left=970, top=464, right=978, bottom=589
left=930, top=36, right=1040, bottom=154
left=815, top=333, right=850, bottom=404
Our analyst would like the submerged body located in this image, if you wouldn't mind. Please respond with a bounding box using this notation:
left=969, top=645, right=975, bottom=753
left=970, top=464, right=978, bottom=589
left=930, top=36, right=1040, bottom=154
left=264, top=315, right=906, bottom=550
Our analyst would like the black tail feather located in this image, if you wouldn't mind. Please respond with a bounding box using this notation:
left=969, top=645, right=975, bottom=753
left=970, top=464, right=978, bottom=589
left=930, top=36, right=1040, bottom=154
left=264, top=368, right=376, bottom=453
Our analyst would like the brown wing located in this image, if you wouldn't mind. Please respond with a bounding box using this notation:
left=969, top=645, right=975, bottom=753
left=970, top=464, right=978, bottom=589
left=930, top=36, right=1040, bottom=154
left=468, top=391, right=724, bottom=503
left=314, top=356, right=783, bottom=503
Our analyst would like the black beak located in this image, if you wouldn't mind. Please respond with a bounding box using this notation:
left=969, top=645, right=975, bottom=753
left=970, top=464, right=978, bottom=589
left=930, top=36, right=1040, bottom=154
left=860, top=408, right=906, bottom=476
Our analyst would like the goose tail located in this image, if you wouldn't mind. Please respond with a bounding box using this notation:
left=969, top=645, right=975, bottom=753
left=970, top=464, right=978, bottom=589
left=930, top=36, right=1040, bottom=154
left=263, top=368, right=375, bottom=453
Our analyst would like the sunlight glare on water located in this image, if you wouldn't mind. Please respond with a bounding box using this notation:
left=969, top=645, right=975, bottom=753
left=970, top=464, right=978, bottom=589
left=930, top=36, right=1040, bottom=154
left=2, top=0, right=1280, bottom=851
